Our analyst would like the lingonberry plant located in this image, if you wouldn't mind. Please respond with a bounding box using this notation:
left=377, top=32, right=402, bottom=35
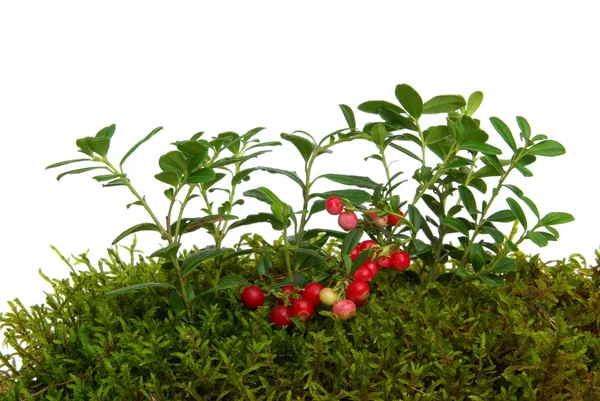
left=45, top=83, right=574, bottom=327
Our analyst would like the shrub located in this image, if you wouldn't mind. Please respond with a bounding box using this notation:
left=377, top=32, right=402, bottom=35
left=1, top=246, right=599, bottom=400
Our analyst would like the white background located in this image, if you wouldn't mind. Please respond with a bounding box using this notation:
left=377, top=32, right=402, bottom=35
left=1, top=1, right=599, bottom=319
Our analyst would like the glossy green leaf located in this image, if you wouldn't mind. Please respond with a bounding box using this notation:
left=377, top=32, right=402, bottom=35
left=46, top=158, right=92, bottom=170
left=243, top=187, right=285, bottom=206
left=339, top=104, right=356, bottom=129
left=395, top=84, right=423, bottom=119
left=280, top=133, right=314, bottom=163
left=492, top=258, right=516, bottom=274
left=155, top=171, right=180, bottom=187
left=506, top=198, right=527, bottom=229
left=357, top=100, right=406, bottom=115
left=340, top=228, right=364, bottom=255
left=468, top=178, right=488, bottom=194
left=516, top=116, right=531, bottom=139
left=466, top=91, right=483, bottom=116
left=222, top=248, right=277, bottom=262
left=312, top=189, right=371, bottom=206
left=227, top=213, right=285, bottom=231
left=378, top=108, right=418, bottom=131
left=187, top=168, right=216, bottom=184
left=470, top=243, right=485, bottom=272
left=371, top=123, right=387, bottom=147
left=105, top=282, right=176, bottom=297
left=112, top=223, right=161, bottom=245
left=526, top=230, right=548, bottom=247
left=539, top=212, right=575, bottom=226
left=120, top=126, right=163, bottom=169
left=159, top=151, right=188, bottom=175
left=388, top=143, right=422, bottom=162
left=525, top=140, right=566, bottom=157
left=458, top=185, right=477, bottom=215
left=422, top=95, right=466, bottom=114
left=482, top=225, right=504, bottom=243
left=461, top=142, right=502, bottom=155
left=211, top=150, right=271, bottom=168
left=486, top=209, right=517, bottom=223
left=92, top=173, right=125, bottom=182
left=55, top=166, right=109, bottom=181
left=318, top=174, right=379, bottom=190
left=254, top=166, right=305, bottom=189
left=256, top=257, right=272, bottom=277
left=442, top=217, right=469, bottom=236
left=425, top=125, right=451, bottom=145
left=95, top=124, right=116, bottom=139
left=182, top=246, right=233, bottom=275
left=196, top=276, right=251, bottom=299
left=489, top=117, right=517, bottom=152
left=149, top=243, right=181, bottom=259
left=407, top=204, right=424, bottom=231
left=472, top=165, right=502, bottom=179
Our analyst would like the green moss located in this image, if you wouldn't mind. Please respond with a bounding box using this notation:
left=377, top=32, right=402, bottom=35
left=1, top=248, right=599, bottom=400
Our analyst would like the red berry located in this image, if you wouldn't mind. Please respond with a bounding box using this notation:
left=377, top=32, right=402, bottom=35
left=302, top=282, right=324, bottom=306
left=359, top=239, right=378, bottom=251
left=325, top=196, right=344, bottom=215
left=270, top=305, right=292, bottom=328
left=278, top=285, right=299, bottom=304
left=338, top=212, right=358, bottom=231
left=390, top=250, right=411, bottom=271
left=240, top=285, right=264, bottom=309
left=347, top=279, right=370, bottom=307
left=376, top=255, right=391, bottom=269
left=387, top=211, right=404, bottom=226
left=366, top=212, right=387, bottom=228
left=332, top=299, right=356, bottom=320
left=352, top=266, right=374, bottom=281
left=290, top=298, right=315, bottom=321
left=362, top=259, right=379, bottom=277
left=350, top=246, right=360, bottom=261
left=319, top=287, right=338, bottom=305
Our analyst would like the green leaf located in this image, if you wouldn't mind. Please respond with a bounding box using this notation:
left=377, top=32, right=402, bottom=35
left=395, top=84, right=423, bottom=119
left=470, top=243, right=485, bottom=272
left=526, top=140, right=566, bottom=157
left=526, top=230, right=548, bottom=247
left=422, top=95, right=466, bottom=114
left=182, top=246, right=233, bottom=275
left=378, top=108, right=418, bottom=131
left=341, top=228, right=364, bottom=255
left=105, top=282, right=176, bottom=297
left=126, top=200, right=143, bottom=209
left=477, top=274, right=504, bottom=287
left=254, top=166, right=305, bottom=190
left=92, top=174, right=125, bottom=182
left=173, top=215, right=238, bottom=236
left=516, top=116, right=531, bottom=139
left=489, top=117, right=517, bottom=152
left=211, top=150, right=271, bottom=168
left=222, top=248, right=277, bottom=262
left=492, top=258, right=516, bottom=274
left=486, top=210, right=517, bottom=223
left=46, top=158, right=92, bottom=170
left=312, top=189, right=371, bottom=206
left=256, top=257, right=272, bottom=277
left=244, top=187, right=285, bottom=206
left=120, top=126, right=163, bottom=169
left=468, top=178, right=487, bottom=194
left=506, top=197, right=527, bottom=229
left=280, top=133, right=315, bottom=163
left=149, top=243, right=181, bottom=259
left=458, top=185, right=478, bottom=215
left=442, top=217, right=470, bottom=236
left=55, top=166, right=109, bottom=181
left=357, top=100, right=405, bottom=115
left=482, top=225, right=504, bottom=243
left=196, top=276, right=251, bottom=299
left=407, top=204, right=424, bottom=231
left=112, top=223, right=161, bottom=245
left=461, top=142, right=502, bottom=155
left=466, top=91, right=484, bottom=116
left=318, top=174, right=379, bottom=190
left=155, top=171, right=180, bottom=187
left=424, top=125, right=451, bottom=146
left=388, top=142, right=422, bottom=162
left=187, top=168, right=216, bottom=184
left=308, top=199, right=326, bottom=217
left=339, top=104, right=356, bottom=129
left=228, top=213, right=285, bottom=231
left=539, top=212, right=575, bottom=226
left=159, top=151, right=188, bottom=175
left=85, top=137, right=111, bottom=157
left=95, top=124, right=116, bottom=139
left=472, top=165, right=502, bottom=179
left=371, top=123, right=387, bottom=147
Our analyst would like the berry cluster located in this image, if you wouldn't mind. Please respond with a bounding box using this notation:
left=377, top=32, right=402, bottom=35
left=325, top=196, right=403, bottom=232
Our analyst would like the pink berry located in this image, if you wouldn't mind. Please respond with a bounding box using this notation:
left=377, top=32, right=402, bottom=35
left=338, top=212, right=358, bottom=231
left=332, top=299, right=356, bottom=320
